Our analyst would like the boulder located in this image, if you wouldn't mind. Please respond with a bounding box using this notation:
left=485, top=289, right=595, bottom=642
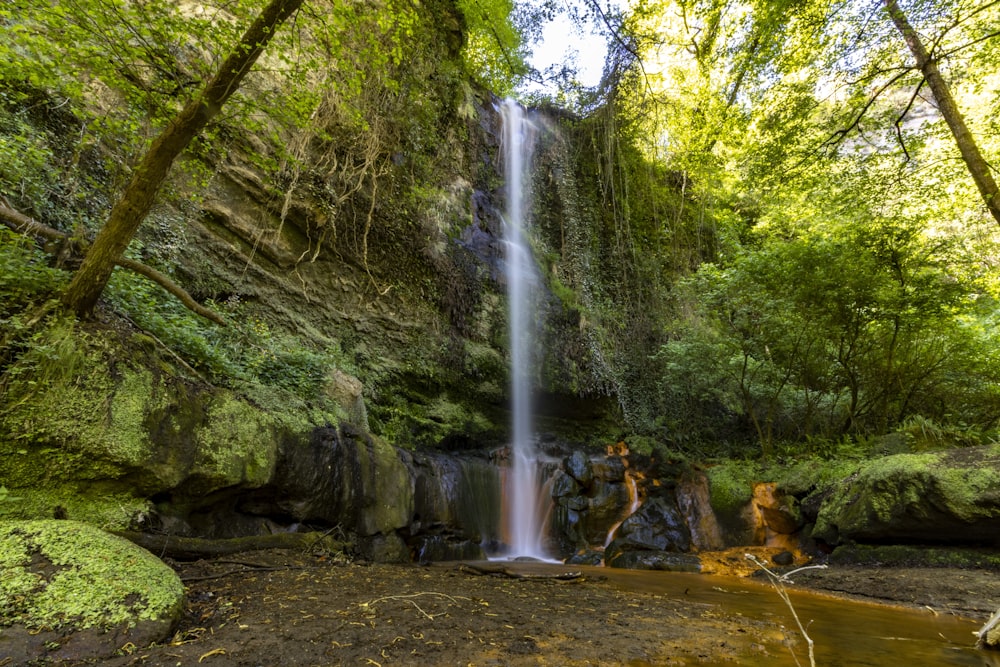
left=813, top=445, right=1000, bottom=546
left=606, top=551, right=702, bottom=572
left=564, top=450, right=593, bottom=486
left=604, top=496, right=692, bottom=563
left=0, top=520, right=184, bottom=664
left=233, top=425, right=414, bottom=549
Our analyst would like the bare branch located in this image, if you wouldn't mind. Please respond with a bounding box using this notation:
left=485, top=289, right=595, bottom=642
left=584, top=0, right=656, bottom=99
left=820, top=67, right=915, bottom=151
left=0, top=202, right=225, bottom=326
left=893, top=77, right=926, bottom=161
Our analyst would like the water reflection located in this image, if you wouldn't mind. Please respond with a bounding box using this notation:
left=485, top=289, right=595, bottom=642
left=496, top=561, right=990, bottom=666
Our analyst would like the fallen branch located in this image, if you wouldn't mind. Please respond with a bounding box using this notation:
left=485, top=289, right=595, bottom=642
left=359, top=592, right=469, bottom=620
left=977, top=607, right=1000, bottom=650
left=457, top=562, right=584, bottom=581
left=746, top=554, right=827, bottom=667
left=180, top=565, right=298, bottom=583
left=114, top=530, right=351, bottom=560
left=0, top=201, right=224, bottom=326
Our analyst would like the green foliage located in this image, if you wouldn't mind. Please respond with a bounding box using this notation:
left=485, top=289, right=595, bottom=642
left=0, top=230, right=67, bottom=317
left=0, top=486, right=20, bottom=503
left=454, top=0, right=528, bottom=96
left=105, top=270, right=338, bottom=399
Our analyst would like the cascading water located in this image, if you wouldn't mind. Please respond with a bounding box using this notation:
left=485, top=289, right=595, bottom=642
left=499, top=98, right=547, bottom=560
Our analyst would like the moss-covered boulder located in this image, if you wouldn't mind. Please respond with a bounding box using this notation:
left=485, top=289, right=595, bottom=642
left=0, top=520, right=184, bottom=663
left=0, top=348, right=285, bottom=528
left=812, top=445, right=1000, bottom=546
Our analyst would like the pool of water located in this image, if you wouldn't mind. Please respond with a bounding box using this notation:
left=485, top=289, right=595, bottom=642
left=501, top=561, right=992, bottom=666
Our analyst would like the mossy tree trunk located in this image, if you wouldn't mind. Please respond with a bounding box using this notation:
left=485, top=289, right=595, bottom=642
left=884, top=0, right=1000, bottom=227
left=62, top=0, right=305, bottom=317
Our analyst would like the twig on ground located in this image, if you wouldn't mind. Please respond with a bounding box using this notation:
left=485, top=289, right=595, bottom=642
left=746, top=553, right=827, bottom=667
left=360, top=592, right=469, bottom=620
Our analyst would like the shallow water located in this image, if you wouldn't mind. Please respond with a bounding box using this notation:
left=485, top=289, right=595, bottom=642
left=502, top=561, right=991, bottom=666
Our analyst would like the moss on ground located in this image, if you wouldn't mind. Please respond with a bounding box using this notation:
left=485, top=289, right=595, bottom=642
left=831, top=543, right=1000, bottom=570
left=0, top=486, right=151, bottom=531
left=0, top=520, right=183, bottom=630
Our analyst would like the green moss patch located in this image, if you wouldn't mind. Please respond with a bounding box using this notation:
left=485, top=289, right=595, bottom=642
left=0, top=520, right=183, bottom=631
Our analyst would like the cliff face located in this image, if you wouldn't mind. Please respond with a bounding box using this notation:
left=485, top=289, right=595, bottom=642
left=0, top=0, right=625, bottom=540
left=174, top=93, right=621, bottom=451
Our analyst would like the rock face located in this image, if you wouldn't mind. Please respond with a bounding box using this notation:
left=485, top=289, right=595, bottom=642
left=149, top=424, right=505, bottom=563
left=811, top=445, right=1000, bottom=546
left=549, top=451, right=632, bottom=556
left=604, top=496, right=693, bottom=568
left=0, top=520, right=184, bottom=664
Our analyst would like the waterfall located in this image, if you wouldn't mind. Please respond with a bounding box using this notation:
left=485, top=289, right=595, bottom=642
left=499, top=98, right=547, bottom=560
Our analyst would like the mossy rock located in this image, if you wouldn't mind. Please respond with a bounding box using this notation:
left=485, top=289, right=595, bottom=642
left=1, top=356, right=284, bottom=518
left=813, top=445, right=1000, bottom=546
left=0, top=520, right=183, bottom=663
left=705, top=460, right=761, bottom=546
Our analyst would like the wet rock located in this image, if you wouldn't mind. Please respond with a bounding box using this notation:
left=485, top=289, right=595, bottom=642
left=565, top=549, right=604, bottom=566
left=360, top=532, right=411, bottom=563
left=755, top=486, right=802, bottom=535
left=592, top=457, right=626, bottom=484
left=406, top=451, right=500, bottom=546
left=606, top=550, right=702, bottom=572
left=565, top=450, right=593, bottom=486
left=603, top=496, right=692, bottom=566
left=235, top=425, right=413, bottom=543
left=676, top=474, right=725, bottom=551
left=0, top=521, right=183, bottom=664
left=551, top=470, right=582, bottom=499
left=409, top=535, right=485, bottom=562
left=772, top=551, right=795, bottom=566
left=812, top=445, right=1000, bottom=546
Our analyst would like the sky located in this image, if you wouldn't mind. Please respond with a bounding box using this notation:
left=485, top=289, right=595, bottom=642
left=521, top=1, right=618, bottom=94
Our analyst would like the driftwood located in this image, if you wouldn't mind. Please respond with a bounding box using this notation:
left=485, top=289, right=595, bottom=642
left=978, top=607, right=1000, bottom=650
left=0, top=201, right=225, bottom=326
left=457, top=562, right=584, bottom=582
left=114, top=531, right=350, bottom=560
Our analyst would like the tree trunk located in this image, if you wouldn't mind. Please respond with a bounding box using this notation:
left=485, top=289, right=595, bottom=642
left=114, top=531, right=350, bottom=560
left=62, top=0, right=305, bottom=316
left=885, top=0, right=1000, bottom=226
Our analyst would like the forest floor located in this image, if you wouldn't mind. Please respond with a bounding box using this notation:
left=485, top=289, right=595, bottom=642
left=12, top=548, right=1000, bottom=667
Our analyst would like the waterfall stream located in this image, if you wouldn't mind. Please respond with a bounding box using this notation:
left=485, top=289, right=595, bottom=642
left=499, top=98, right=548, bottom=560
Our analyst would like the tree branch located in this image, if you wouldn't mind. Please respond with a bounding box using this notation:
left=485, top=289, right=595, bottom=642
left=820, top=67, right=915, bottom=151
left=584, top=0, right=656, bottom=99
left=934, top=29, right=1000, bottom=61
left=0, top=202, right=225, bottom=326
left=893, top=77, right=926, bottom=161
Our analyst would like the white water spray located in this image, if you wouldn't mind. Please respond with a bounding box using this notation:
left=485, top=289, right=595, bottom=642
left=500, top=98, right=547, bottom=560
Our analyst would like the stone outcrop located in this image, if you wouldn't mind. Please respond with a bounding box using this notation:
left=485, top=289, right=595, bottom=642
left=810, top=445, right=1000, bottom=546
left=604, top=495, right=693, bottom=568
left=550, top=450, right=632, bottom=556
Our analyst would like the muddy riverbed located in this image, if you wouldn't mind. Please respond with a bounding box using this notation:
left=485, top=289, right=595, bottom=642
left=12, top=549, right=1000, bottom=667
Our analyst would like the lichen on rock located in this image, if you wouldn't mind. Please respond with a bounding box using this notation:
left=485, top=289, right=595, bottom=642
left=0, top=520, right=183, bottom=631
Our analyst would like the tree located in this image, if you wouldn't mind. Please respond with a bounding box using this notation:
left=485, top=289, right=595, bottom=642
left=61, top=0, right=305, bottom=317
left=884, top=0, right=1000, bottom=226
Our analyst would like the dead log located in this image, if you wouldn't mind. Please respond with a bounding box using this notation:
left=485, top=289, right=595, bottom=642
left=114, top=531, right=351, bottom=560
left=457, top=562, right=584, bottom=581
left=978, top=607, right=1000, bottom=650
